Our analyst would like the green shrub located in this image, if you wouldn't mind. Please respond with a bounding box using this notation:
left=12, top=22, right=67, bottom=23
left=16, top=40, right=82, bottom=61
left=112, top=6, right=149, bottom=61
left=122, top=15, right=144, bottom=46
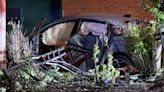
left=124, top=23, right=155, bottom=73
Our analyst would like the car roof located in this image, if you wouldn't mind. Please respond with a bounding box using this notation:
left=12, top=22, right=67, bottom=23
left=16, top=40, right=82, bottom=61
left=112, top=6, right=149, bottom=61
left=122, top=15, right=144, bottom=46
left=59, top=14, right=124, bottom=22
left=40, top=13, right=143, bottom=32
left=58, top=13, right=142, bottom=24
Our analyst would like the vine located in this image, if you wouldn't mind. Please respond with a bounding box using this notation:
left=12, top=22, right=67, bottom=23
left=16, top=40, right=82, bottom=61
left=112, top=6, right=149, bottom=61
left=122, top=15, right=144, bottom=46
left=92, top=39, right=120, bottom=84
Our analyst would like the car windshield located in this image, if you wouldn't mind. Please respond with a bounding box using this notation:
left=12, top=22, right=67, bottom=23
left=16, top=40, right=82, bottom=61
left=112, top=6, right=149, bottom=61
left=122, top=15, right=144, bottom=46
left=42, top=22, right=75, bottom=46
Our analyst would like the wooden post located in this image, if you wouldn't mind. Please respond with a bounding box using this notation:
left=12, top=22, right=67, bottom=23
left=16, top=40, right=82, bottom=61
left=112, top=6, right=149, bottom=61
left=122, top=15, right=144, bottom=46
left=0, top=0, right=6, bottom=69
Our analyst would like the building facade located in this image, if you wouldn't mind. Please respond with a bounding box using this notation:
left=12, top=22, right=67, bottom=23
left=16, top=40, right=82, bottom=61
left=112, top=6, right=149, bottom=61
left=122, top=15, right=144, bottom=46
left=62, top=0, right=153, bottom=19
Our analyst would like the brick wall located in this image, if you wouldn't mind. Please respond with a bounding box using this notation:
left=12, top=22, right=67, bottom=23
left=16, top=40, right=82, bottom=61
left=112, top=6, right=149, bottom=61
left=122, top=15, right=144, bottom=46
left=62, top=0, right=153, bottom=20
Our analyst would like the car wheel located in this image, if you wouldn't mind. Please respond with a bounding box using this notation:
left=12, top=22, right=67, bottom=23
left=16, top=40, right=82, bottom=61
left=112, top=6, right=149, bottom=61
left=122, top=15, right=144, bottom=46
left=113, top=54, right=139, bottom=75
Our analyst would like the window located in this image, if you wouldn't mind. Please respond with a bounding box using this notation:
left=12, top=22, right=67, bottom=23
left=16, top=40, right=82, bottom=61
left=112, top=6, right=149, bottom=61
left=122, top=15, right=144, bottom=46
left=79, top=22, right=107, bottom=36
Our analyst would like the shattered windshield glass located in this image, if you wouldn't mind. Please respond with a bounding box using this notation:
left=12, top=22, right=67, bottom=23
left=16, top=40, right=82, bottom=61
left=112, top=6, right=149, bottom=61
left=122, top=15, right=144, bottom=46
left=42, top=22, right=75, bottom=46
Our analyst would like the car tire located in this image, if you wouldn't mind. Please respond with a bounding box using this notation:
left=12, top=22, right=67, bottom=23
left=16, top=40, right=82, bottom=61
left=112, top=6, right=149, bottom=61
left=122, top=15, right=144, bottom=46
left=113, top=53, right=139, bottom=74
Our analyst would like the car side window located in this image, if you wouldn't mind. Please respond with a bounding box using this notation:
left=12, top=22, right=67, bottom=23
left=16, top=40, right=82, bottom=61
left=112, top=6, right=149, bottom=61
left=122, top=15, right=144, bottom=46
left=79, top=22, right=107, bottom=36
left=70, top=21, right=107, bottom=49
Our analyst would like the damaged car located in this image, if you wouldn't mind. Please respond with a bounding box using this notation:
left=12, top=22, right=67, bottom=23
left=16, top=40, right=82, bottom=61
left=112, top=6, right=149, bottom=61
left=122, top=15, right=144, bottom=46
left=31, top=14, right=144, bottom=74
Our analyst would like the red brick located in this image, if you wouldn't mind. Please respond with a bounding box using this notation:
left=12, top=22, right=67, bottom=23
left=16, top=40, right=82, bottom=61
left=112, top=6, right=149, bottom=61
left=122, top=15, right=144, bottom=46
left=62, top=0, right=153, bottom=20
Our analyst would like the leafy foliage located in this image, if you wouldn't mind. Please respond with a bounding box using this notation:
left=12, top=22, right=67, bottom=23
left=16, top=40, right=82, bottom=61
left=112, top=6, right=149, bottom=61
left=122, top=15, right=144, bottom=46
left=7, top=20, right=32, bottom=64
left=124, top=23, right=155, bottom=72
left=6, top=20, right=72, bottom=91
left=92, top=43, right=101, bottom=82
left=92, top=41, right=120, bottom=84
left=99, top=54, right=120, bottom=83
left=150, top=7, right=164, bottom=20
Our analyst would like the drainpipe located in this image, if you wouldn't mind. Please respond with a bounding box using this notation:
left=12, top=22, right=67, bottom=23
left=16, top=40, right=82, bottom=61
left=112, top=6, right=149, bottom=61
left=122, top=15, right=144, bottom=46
left=154, top=0, right=164, bottom=70
left=154, top=23, right=164, bottom=71
left=0, top=0, right=6, bottom=69
left=154, top=43, right=162, bottom=70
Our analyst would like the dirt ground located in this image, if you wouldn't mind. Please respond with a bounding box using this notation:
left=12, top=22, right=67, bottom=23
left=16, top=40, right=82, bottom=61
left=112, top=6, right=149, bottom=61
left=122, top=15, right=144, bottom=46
left=1, top=78, right=164, bottom=92
left=45, top=79, right=164, bottom=92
